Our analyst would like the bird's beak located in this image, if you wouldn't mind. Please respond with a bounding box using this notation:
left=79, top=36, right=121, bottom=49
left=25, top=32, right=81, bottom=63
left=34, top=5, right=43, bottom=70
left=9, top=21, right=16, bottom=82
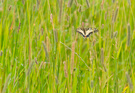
left=85, top=36, right=86, bottom=38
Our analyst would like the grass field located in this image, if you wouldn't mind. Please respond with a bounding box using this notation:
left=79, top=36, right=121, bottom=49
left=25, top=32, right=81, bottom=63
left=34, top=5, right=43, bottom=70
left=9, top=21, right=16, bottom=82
left=0, top=0, right=135, bottom=92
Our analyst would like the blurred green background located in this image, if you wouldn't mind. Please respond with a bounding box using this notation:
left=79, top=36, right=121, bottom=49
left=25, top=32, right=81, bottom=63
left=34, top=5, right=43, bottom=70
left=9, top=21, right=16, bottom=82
left=0, top=0, right=135, bottom=92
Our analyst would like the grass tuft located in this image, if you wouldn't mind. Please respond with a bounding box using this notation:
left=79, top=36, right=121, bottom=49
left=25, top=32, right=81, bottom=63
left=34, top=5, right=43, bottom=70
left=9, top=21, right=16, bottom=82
left=1, top=0, right=135, bottom=92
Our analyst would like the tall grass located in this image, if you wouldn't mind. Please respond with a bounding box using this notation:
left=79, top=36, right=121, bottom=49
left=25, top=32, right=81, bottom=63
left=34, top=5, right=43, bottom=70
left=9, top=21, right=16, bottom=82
left=0, top=0, right=135, bottom=92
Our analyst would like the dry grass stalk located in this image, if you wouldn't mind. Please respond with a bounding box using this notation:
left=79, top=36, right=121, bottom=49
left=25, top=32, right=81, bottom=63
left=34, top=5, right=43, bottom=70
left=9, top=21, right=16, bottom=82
left=74, top=0, right=78, bottom=6
left=82, top=22, right=84, bottom=28
left=111, top=10, right=114, bottom=38
left=42, top=41, right=49, bottom=61
left=105, top=11, right=107, bottom=20
left=67, top=0, right=73, bottom=7
left=112, top=9, right=114, bottom=23
left=112, top=0, right=115, bottom=3
left=63, top=61, right=68, bottom=78
left=101, top=48, right=104, bottom=63
left=17, top=22, right=21, bottom=33
left=42, top=62, right=47, bottom=68
left=127, top=23, right=130, bottom=46
left=29, top=32, right=31, bottom=65
left=22, top=0, right=25, bottom=5
left=99, top=77, right=101, bottom=89
left=102, top=24, right=104, bottom=29
left=27, top=61, right=34, bottom=76
left=2, top=74, right=11, bottom=93
left=86, top=0, right=90, bottom=8
left=113, top=31, right=118, bottom=37
left=10, top=8, right=15, bottom=34
left=53, top=29, right=58, bottom=43
left=126, top=72, right=133, bottom=90
left=0, top=7, right=3, bottom=12
left=101, top=48, right=107, bottom=72
left=127, top=0, right=131, bottom=6
left=91, top=80, right=94, bottom=88
left=101, top=0, right=104, bottom=9
left=0, top=50, right=3, bottom=56
left=89, top=51, right=93, bottom=65
left=50, top=14, right=58, bottom=43
left=41, top=28, right=44, bottom=35
left=57, top=0, right=60, bottom=6
left=13, top=69, right=16, bottom=85
left=35, top=58, right=38, bottom=64
left=37, top=0, right=40, bottom=9
left=78, top=5, right=81, bottom=12
left=114, top=7, right=119, bottom=22
left=71, top=41, right=75, bottom=74
left=10, top=21, right=14, bottom=31
left=59, top=0, right=62, bottom=23
left=28, top=13, right=31, bottom=65
left=46, top=36, right=50, bottom=52
left=8, top=5, right=12, bottom=11
left=39, top=61, right=43, bottom=70
left=50, top=13, right=54, bottom=30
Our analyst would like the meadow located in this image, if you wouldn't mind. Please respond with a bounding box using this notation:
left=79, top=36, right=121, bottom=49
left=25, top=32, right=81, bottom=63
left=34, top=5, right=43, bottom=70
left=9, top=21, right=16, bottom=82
left=0, top=0, right=135, bottom=92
